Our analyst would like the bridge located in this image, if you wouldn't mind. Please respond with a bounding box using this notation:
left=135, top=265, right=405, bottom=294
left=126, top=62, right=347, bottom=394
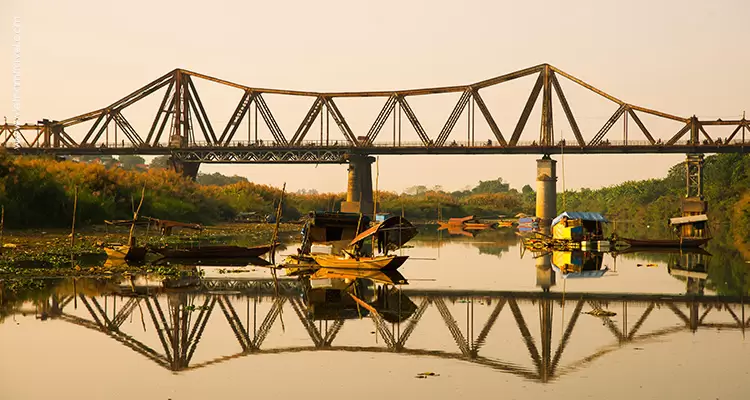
left=3, top=64, right=747, bottom=217
left=12, top=277, right=750, bottom=383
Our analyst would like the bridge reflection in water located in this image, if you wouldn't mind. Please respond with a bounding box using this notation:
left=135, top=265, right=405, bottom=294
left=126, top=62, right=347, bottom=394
left=21, top=274, right=749, bottom=383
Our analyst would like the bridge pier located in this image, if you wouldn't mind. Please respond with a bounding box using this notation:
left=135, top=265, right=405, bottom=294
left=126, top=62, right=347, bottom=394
left=682, top=154, right=707, bottom=237
left=169, top=156, right=200, bottom=180
left=535, top=253, right=556, bottom=291
left=340, top=154, right=375, bottom=215
left=535, top=155, right=557, bottom=226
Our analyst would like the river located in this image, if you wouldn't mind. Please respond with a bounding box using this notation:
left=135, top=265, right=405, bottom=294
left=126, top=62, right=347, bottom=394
left=1, top=227, right=749, bottom=399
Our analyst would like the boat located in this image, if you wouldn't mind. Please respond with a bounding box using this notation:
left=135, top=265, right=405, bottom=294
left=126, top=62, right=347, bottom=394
left=310, top=254, right=408, bottom=271
left=153, top=244, right=271, bottom=259
left=104, top=240, right=148, bottom=262
left=348, top=216, right=418, bottom=253
left=438, top=216, right=492, bottom=231
left=620, top=214, right=711, bottom=248
left=620, top=237, right=711, bottom=248
left=310, top=268, right=408, bottom=285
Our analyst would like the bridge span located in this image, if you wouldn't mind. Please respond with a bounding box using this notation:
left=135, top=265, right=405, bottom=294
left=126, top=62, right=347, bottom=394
left=2, top=63, right=747, bottom=218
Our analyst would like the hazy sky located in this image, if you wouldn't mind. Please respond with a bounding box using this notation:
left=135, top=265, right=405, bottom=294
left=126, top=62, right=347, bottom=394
left=2, top=0, right=749, bottom=193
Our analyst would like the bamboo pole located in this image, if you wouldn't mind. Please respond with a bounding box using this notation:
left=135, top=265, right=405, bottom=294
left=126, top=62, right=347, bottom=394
left=1, top=205, right=4, bottom=248
left=270, top=183, right=286, bottom=297
left=70, top=186, right=78, bottom=247
left=128, top=185, right=146, bottom=247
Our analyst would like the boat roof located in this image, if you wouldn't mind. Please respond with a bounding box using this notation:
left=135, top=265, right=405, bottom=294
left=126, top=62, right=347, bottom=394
left=552, top=212, right=608, bottom=227
left=348, top=216, right=416, bottom=247
left=669, top=214, right=708, bottom=226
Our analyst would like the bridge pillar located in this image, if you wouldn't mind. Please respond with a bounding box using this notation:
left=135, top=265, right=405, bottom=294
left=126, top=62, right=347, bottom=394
left=340, top=154, right=374, bottom=215
left=682, top=153, right=707, bottom=237
left=169, top=156, right=200, bottom=180
left=535, top=253, right=556, bottom=291
left=535, top=155, right=557, bottom=226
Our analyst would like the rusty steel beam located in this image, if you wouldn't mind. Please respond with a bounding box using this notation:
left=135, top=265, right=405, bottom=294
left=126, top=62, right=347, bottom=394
left=217, top=91, right=255, bottom=145
left=435, top=89, right=472, bottom=146
left=290, top=97, right=325, bottom=145
left=364, top=95, right=398, bottom=144
left=471, top=89, right=507, bottom=146
left=187, top=76, right=218, bottom=145
left=666, top=123, right=693, bottom=145
left=698, top=124, right=714, bottom=144
left=550, top=71, right=585, bottom=146
left=395, top=96, right=432, bottom=146
left=627, top=109, right=656, bottom=145
left=589, top=105, right=626, bottom=146
left=254, top=94, right=288, bottom=145
left=322, top=97, right=358, bottom=145
left=509, top=72, right=544, bottom=146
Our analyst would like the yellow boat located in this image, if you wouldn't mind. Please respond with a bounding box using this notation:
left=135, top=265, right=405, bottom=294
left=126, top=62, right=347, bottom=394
left=310, top=254, right=408, bottom=271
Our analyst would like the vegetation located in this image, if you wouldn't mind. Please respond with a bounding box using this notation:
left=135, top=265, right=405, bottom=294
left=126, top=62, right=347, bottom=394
left=0, top=150, right=747, bottom=239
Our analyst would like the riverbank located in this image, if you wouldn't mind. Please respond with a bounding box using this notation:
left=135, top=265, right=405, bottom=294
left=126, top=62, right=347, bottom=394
left=0, top=222, right=301, bottom=278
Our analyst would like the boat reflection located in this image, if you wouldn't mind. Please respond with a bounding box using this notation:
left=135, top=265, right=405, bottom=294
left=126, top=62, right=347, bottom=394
left=550, top=250, right=608, bottom=279
left=2, top=273, right=748, bottom=383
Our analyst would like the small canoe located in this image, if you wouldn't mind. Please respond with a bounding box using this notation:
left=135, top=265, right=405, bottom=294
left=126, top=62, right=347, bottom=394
left=153, top=245, right=271, bottom=259
left=622, top=237, right=711, bottom=248
left=311, top=254, right=408, bottom=271
left=105, top=245, right=148, bottom=261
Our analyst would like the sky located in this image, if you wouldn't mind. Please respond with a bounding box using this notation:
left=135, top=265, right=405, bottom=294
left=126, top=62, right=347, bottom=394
left=1, top=0, right=749, bottom=194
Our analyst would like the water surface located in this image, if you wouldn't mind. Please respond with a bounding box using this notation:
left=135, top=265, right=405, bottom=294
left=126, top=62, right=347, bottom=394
left=1, top=230, right=749, bottom=399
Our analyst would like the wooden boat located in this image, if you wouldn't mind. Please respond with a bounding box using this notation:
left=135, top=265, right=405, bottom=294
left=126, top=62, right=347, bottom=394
left=310, top=268, right=408, bottom=285
left=104, top=244, right=148, bottom=261
left=348, top=216, right=418, bottom=252
left=621, top=237, right=711, bottom=248
left=153, top=244, right=271, bottom=259
left=311, top=254, right=408, bottom=271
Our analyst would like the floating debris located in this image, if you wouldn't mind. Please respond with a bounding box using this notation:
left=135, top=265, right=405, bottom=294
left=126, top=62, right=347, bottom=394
left=584, top=309, right=617, bottom=317
left=415, top=372, right=440, bottom=378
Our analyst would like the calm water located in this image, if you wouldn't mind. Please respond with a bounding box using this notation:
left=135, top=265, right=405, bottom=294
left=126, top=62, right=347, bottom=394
left=2, top=229, right=749, bottom=400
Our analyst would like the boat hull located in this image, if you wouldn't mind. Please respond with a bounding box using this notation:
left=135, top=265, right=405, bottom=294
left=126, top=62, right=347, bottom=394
left=155, top=245, right=271, bottom=259
left=622, top=237, right=711, bottom=248
left=311, top=254, right=408, bottom=271
left=105, top=245, right=147, bottom=261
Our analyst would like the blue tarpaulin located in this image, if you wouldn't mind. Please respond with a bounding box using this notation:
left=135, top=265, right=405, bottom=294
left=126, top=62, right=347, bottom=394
left=551, top=212, right=608, bottom=227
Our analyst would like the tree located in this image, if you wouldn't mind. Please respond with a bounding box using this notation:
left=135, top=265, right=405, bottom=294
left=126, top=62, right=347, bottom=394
left=150, top=155, right=171, bottom=169
left=522, top=184, right=534, bottom=194
left=404, top=185, right=428, bottom=195
left=197, top=172, right=249, bottom=186
left=471, top=178, right=510, bottom=194
left=118, top=155, right=146, bottom=170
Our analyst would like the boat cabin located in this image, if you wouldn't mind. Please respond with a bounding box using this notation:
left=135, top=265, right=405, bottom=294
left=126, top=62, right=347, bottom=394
left=300, top=212, right=371, bottom=255
left=552, top=212, right=608, bottom=241
left=669, top=214, right=709, bottom=239
left=551, top=250, right=607, bottom=278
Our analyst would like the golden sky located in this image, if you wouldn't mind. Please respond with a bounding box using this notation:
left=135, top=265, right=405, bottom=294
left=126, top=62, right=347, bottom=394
left=2, top=0, right=749, bottom=193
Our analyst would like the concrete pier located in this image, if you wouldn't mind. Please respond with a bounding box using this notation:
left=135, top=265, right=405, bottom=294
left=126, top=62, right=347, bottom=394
left=535, top=156, right=557, bottom=226
left=169, top=156, right=200, bottom=180
left=535, top=253, right=556, bottom=291
left=340, top=154, right=375, bottom=215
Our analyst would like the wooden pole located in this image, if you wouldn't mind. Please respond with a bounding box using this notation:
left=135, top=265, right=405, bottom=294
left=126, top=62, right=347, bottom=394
left=0, top=205, right=4, bottom=247
left=70, top=186, right=78, bottom=247
left=270, top=183, right=286, bottom=296
left=128, top=185, right=146, bottom=246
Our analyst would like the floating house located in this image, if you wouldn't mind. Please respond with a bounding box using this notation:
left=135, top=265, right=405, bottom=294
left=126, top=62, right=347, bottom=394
left=551, top=212, right=608, bottom=242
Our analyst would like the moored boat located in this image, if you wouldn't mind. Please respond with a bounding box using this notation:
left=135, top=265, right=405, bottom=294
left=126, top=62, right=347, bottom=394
left=153, top=244, right=271, bottom=259
left=311, top=254, right=408, bottom=271
left=621, top=237, right=711, bottom=248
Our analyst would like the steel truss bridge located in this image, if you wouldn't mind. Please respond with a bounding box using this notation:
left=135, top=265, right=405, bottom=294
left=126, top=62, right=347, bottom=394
left=18, top=278, right=750, bottom=383
left=2, top=64, right=748, bottom=164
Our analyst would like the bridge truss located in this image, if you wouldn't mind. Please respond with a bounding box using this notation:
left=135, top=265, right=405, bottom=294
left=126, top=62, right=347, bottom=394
left=18, top=279, right=750, bottom=382
left=2, top=64, right=748, bottom=162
